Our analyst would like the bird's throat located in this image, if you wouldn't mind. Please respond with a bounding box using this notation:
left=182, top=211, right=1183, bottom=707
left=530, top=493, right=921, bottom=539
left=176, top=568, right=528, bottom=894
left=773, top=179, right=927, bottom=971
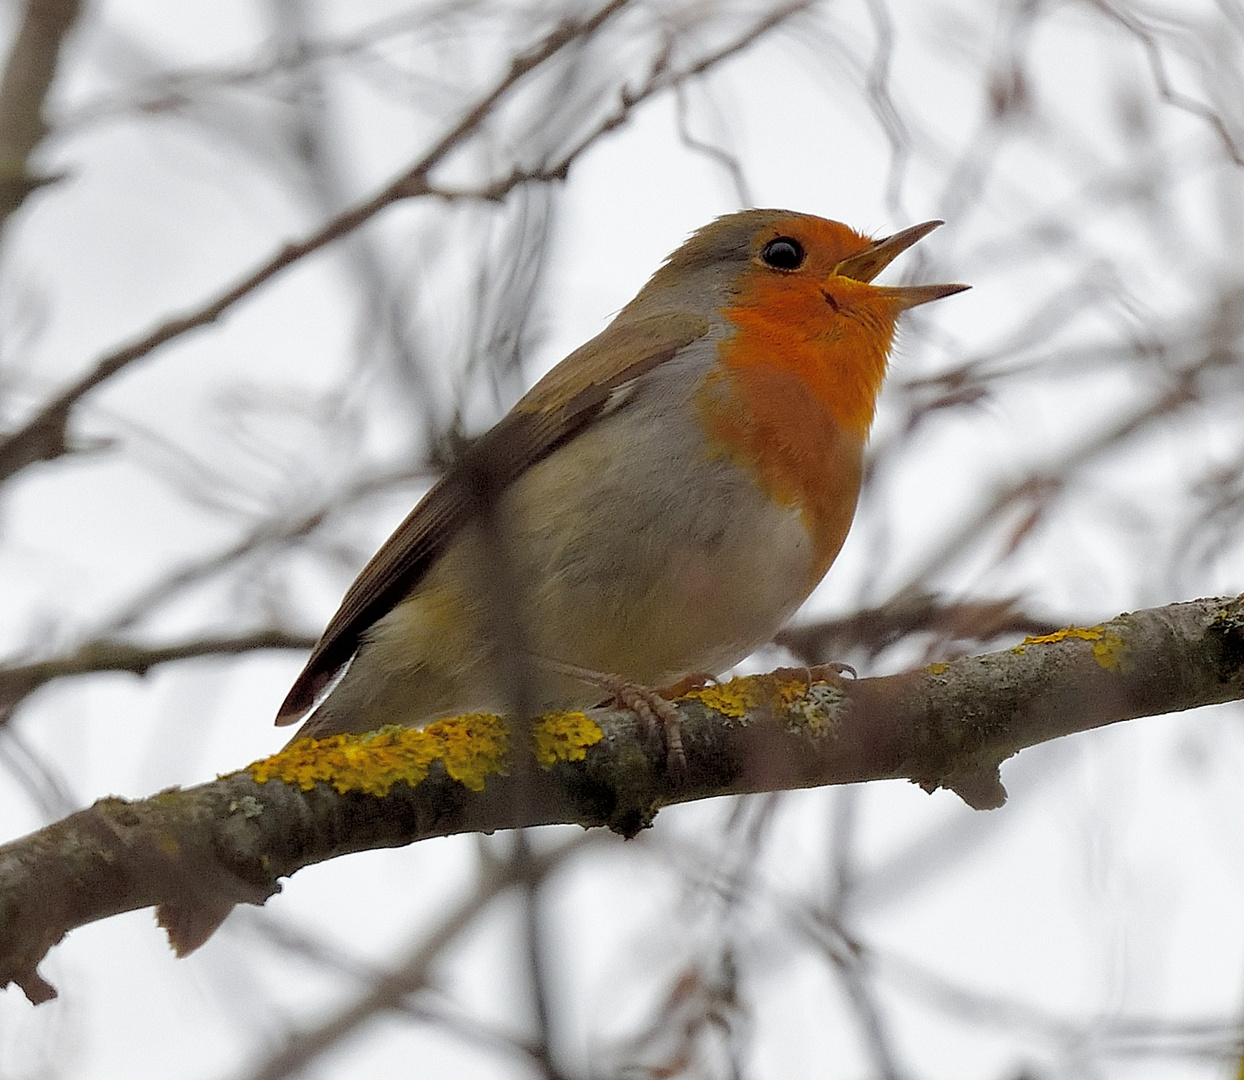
left=718, top=276, right=896, bottom=440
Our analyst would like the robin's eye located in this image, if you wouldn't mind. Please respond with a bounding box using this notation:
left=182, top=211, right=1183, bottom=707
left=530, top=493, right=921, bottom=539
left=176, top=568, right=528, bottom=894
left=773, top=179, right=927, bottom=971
left=760, top=237, right=805, bottom=270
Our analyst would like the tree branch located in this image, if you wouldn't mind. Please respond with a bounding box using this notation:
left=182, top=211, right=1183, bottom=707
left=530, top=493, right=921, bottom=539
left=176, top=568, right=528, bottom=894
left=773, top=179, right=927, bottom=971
left=0, top=0, right=635, bottom=485
left=0, top=0, right=81, bottom=228
left=0, top=629, right=318, bottom=713
left=3, top=594, right=1241, bottom=1006
left=0, top=0, right=815, bottom=488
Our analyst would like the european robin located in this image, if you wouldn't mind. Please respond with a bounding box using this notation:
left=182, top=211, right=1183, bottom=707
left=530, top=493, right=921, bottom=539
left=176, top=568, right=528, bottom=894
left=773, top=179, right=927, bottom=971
left=276, top=209, right=967, bottom=746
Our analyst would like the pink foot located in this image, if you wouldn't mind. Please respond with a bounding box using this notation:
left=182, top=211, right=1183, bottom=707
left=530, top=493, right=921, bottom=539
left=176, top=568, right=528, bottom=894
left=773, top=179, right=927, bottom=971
left=541, top=658, right=690, bottom=780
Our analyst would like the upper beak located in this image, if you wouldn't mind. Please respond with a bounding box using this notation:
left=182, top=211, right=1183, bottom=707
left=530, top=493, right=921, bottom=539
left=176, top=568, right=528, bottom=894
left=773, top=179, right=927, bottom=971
left=833, top=220, right=969, bottom=310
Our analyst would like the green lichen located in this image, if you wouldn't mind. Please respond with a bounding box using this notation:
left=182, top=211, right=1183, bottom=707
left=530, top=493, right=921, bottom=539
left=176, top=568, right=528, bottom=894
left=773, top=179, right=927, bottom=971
left=783, top=680, right=846, bottom=737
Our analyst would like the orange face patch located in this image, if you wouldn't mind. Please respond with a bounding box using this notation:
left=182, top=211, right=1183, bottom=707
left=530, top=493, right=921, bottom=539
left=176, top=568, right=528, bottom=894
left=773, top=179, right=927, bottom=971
left=754, top=216, right=875, bottom=277
left=721, top=266, right=901, bottom=440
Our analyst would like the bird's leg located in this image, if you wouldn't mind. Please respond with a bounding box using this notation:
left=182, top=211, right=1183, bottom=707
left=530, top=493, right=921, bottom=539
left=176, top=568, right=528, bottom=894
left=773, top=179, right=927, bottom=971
left=537, top=658, right=692, bottom=781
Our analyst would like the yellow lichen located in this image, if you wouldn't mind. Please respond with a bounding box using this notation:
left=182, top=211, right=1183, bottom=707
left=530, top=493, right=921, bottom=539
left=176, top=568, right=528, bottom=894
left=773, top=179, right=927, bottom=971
left=683, top=675, right=768, bottom=717
left=1014, top=625, right=1107, bottom=651
left=1090, top=631, right=1127, bottom=672
left=248, top=723, right=451, bottom=796
left=684, top=673, right=844, bottom=736
left=534, top=711, right=604, bottom=767
left=436, top=714, right=512, bottom=791
left=1010, top=624, right=1126, bottom=671
left=248, top=710, right=604, bottom=797
left=927, top=662, right=950, bottom=675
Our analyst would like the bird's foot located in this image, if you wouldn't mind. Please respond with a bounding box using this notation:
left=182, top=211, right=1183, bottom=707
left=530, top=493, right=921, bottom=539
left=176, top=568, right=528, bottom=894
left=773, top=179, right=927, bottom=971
left=540, top=658, right=689, bottom=780
left=605, top=676, right=687, bottom=783
left=771, top=661, right=857, bottom=684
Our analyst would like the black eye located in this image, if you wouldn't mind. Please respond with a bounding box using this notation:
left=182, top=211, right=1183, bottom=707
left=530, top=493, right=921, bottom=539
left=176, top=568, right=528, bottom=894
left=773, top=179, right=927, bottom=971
left=760, top=237, right=805, bottom=270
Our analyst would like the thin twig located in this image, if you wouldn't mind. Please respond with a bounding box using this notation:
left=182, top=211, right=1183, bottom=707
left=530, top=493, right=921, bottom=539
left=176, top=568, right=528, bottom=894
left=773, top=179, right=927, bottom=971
left=0, top=0, right=82, bottom=227
left=0, top=0, right=634, bottom=486
left=0, top=630, right=317, bottom=713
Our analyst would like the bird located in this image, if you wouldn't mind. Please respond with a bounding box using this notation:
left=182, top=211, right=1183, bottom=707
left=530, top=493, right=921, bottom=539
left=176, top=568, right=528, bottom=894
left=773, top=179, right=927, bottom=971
left=275, top=209, right=967, bottom=751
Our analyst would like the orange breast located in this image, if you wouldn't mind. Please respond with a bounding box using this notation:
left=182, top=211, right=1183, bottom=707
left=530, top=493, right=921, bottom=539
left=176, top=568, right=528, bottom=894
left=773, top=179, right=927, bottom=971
left=696, top=273, right=901, bottom=577
left=694, top=358, right=864, bottom=581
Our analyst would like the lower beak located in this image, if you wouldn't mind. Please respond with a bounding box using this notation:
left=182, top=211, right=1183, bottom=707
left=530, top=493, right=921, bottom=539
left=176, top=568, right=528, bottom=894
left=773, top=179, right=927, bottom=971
left=833, top=220, right=969, bottom=310
left=870, top=281, right=971, bottom=310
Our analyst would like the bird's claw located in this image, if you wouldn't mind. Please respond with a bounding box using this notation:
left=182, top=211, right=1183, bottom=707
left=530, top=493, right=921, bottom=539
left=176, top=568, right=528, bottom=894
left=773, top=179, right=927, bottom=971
left=605, top=678, right=687, bottom=782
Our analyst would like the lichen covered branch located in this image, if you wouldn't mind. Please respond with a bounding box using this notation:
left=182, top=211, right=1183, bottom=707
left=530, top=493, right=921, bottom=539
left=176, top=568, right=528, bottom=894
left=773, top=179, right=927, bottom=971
left=2, top=595, right=1242, bottom=1005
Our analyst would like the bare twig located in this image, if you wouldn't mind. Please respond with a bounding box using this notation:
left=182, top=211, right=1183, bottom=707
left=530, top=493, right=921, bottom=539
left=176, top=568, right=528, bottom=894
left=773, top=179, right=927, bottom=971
left=0, top=0, right=634, bottom=486
left=240, top=860, right=512, bottom=1080
left=236, top=835, right=600, bottom=1080
left=1086, top=0, right=1244, bottom=167
left=674, top=82, right=753, bottom=208
left=97, top=466, right=433, bottom=634
left=899, top=369, right=1203, bottom=590
left=428, top=0, right=816, bottom=202
left=55, top=6, right=433, bottom=135
left=776, top=590, right=1063, bottom=663
left=0, top=630, right=317, bottom=713
left=0, top=0, right=82, bottom=227
left=800, top=915, right=906, bottom=1080
left=0, top=0, right=815, bottom=493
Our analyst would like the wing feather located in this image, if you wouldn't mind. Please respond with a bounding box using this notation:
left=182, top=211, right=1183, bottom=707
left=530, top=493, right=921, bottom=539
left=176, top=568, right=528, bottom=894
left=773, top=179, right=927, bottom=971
left=275, top=310, right=710, bottom=723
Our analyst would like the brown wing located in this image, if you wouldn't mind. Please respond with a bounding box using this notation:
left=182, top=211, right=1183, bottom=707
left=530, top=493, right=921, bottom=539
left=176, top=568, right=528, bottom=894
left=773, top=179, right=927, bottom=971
left=275, top=310, right=711, bottom=724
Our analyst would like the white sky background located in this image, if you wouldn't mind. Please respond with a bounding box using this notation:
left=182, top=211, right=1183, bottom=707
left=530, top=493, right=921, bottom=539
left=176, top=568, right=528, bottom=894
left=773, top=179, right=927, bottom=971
left=2, top=0, right=1244, bottom=1077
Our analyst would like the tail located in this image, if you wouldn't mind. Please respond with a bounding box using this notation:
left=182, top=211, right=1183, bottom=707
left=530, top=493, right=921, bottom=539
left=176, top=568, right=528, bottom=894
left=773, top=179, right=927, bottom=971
left=280, top=701, right=339, bottom=747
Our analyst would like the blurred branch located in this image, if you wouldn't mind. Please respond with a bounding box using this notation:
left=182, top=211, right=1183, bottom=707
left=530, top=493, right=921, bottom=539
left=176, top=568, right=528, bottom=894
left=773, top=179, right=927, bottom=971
left=422, top=0, right=814, bottom=201
left=673, top=81, right=753, bottom=208
left=56, top=7, right=431, bottom=134
left=876, top=944, right=1244, bottom=1065
left=0, top=629, right=318, bottom=714
left=0, top=0, right=810, bottom=488
left=800, top=914, right=905, bottom=1080
left=236, top=840, right=600, bottom=1080
left=900, top=367, right=1203, bottom=588
left=99, top=462, right=434, bottom=634
left=1087, top=0, right=1244, bottom=167
left=2, top=594, right=1243, bottom=1006
left=0, top=0, right=634, bottom=484
left=236, top=838, right=583, bottom=1080
left=776, top=590, right=1063, bottom=663
left=0, top=0, right=81, bottom=229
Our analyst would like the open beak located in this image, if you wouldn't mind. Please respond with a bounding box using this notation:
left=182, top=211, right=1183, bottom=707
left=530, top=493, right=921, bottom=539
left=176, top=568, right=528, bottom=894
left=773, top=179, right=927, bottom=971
left=834, top=220, right=969, bottom=310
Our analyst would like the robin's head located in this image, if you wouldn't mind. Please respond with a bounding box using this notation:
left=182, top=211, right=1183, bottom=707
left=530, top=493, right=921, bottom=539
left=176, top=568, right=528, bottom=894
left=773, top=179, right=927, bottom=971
left=629, top=209, right=967, bottom=324
left=654, top=210, right=967, bottom=440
